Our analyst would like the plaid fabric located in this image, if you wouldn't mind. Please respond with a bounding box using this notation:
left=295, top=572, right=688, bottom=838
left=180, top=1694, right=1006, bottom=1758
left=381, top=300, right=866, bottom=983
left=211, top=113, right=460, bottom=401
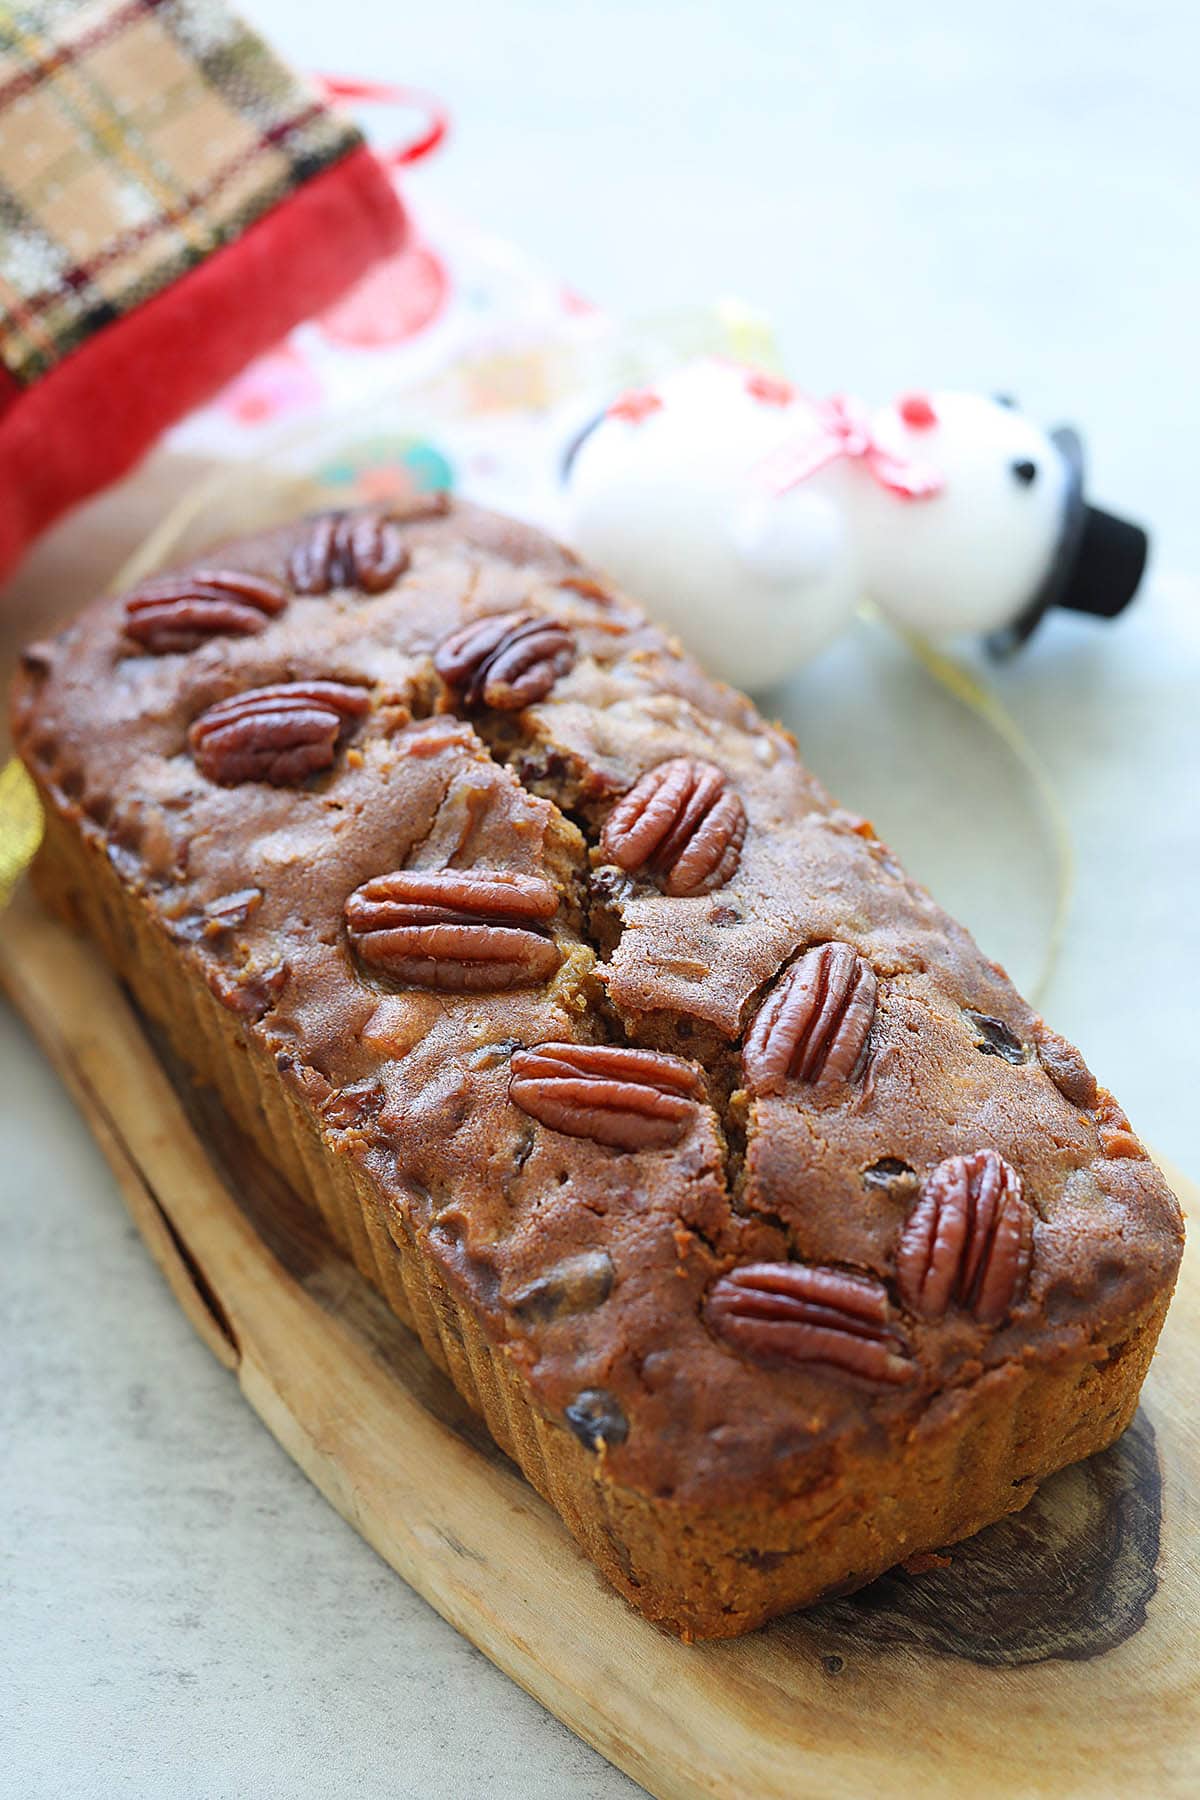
left=0, top=0, right=364, bottom=385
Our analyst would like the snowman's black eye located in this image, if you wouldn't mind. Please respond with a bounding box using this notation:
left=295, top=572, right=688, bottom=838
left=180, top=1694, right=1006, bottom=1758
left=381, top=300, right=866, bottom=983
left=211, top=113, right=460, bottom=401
left=1011, top=458, right=1038, bottom=486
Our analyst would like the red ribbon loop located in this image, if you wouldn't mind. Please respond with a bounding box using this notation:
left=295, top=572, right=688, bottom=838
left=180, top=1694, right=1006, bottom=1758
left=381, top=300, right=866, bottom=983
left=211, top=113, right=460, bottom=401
left=315, top=76, right=450, bottom=168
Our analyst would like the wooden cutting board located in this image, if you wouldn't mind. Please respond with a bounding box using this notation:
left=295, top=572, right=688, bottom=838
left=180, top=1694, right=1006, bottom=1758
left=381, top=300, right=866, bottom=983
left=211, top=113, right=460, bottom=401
left=2, top=882, right=1197, bottom=1800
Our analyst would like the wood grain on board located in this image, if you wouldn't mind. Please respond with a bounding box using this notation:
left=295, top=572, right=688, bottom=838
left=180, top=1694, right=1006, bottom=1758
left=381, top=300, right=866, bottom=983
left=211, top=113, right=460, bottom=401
left=2, top=884, right=1196, bottom=1800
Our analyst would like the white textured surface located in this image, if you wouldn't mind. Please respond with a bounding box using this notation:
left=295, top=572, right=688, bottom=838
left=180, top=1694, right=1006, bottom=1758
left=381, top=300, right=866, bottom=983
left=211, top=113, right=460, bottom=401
left=4, top=3, right=1198, bottom=1795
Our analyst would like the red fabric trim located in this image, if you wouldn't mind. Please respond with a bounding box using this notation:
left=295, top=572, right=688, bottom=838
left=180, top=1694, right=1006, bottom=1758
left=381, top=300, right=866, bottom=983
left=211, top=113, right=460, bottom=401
left=0, top=145, right=406, bottom=585
left=314, top=77, right=450, bottom=166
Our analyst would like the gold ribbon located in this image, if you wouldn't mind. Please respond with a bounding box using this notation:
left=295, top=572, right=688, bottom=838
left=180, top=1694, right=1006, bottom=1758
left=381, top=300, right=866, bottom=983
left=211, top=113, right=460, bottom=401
left=0, top=756, right=42, bottom=910
left=865, top=607, right=1074, bottom=1006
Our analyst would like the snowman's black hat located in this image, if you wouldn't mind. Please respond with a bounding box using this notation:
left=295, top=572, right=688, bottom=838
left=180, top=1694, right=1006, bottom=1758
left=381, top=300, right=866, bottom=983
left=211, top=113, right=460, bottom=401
left=987, top=427, right=1149, bottom=656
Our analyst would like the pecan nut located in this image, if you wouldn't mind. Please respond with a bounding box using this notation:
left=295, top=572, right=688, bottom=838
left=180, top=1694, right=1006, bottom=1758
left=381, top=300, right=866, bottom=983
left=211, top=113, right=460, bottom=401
left=706, top=1263, right=915, bottom=1385
left=289, top=509, right=411, bottom=595
left=205, top=959, right=290, bottom=1021
left=124, top=570, right=288, bottom=653
left=897, top=1149, right=1033, bottom=1325
left=189, top=681, right=370, bottom=785
left=320, top=1079, right=386, bottom=1132
left=434, top=610, right=575, bottom=709
left=165, top=886, right=263, bottom=944
left=557, top=574, right=613, bottom=605
left=599, top=757, right=746, bottom=897
left=345, top=869, right=560, bottom=991
left=743, top=943, right=877, bottom=1094
left=389, top=491, right=451, bottom=522
left=203, top=887, right=263, bottom=932
left=509, top=1041, right=704, bottom=1150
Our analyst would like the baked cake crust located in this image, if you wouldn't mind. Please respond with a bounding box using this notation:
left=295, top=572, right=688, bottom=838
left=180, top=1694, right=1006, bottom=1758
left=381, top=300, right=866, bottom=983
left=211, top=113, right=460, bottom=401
left=12, top=498, right=1183, bottom=1638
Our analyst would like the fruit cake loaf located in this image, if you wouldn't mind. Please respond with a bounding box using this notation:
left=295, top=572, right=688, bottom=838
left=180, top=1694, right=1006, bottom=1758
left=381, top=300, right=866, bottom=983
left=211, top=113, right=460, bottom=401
left=11, top=497, right=1183, bottom=1640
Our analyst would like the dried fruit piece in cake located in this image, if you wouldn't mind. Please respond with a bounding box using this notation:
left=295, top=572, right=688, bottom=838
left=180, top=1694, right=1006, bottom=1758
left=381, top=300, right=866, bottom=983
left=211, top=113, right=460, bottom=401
left=434, top=610, right=575, bottom=710
left=1093, top=1090, right=1144, bottom=1160
left=565, top=1389, right=629, bottom=1450
left=862, top=1156, right=919, bottom=1199
left=706, top=1263, right=915, bottom=1385
left=743, top=942, right=877, bottom=1094
left=599, top=757, right=746, bottom=897
left=123, top=570, right=288, bottom=653
left=965, top=1011, right=1029, bottom=1064
left=344, top=869, right=560, bottom=991
left=507, top=1250, right=615, bottom=1323
left=896, top=1149, right=1033, bottom=1325
left=509, top=1042, right=704, bottom=1150
left=189, top=681, right=370, bottom=785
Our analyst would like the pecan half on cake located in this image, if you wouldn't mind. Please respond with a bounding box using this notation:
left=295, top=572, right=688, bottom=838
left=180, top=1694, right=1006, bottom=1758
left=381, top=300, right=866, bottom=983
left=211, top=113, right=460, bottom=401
left=12, top=499, right=1182, bottom=1641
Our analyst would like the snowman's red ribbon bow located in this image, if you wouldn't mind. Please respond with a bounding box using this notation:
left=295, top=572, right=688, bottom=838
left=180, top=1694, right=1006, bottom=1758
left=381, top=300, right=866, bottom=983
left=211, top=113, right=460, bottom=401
left=758, top=394, right=945, bottom=501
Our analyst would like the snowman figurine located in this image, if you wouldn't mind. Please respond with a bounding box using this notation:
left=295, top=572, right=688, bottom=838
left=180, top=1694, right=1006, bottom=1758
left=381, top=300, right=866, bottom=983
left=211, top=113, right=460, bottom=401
left=563, top=360, right=1148, bottom=691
